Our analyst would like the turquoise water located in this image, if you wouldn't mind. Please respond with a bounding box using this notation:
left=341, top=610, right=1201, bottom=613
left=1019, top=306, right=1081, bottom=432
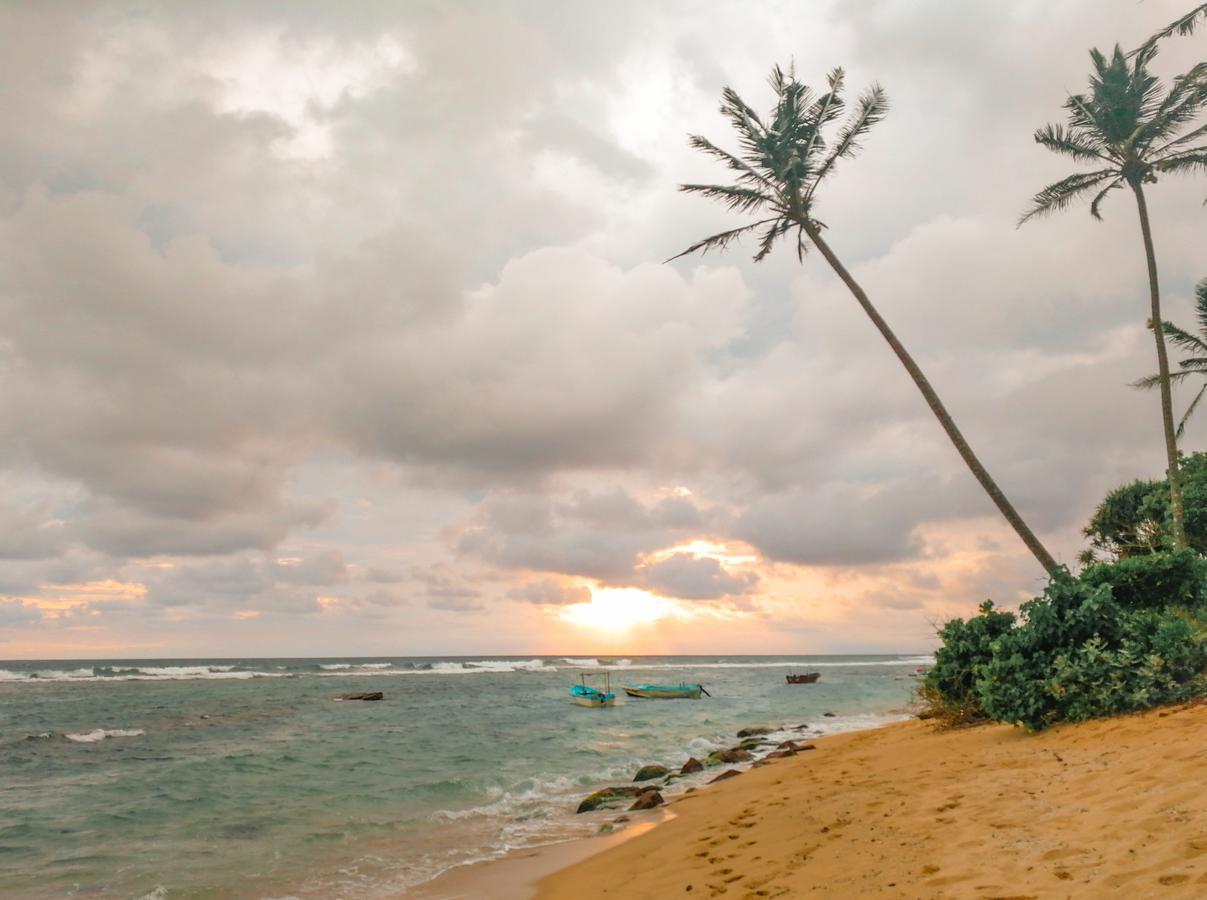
left=0, top=655, right=927, bottom=898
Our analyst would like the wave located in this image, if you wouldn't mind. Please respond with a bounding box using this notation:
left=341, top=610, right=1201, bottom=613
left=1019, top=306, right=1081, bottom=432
left=0, top=655, right=932, bottom=685
left=64, top=728, right=145, bottom=743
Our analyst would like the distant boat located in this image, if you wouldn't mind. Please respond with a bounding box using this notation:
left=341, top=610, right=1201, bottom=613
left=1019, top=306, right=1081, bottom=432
left=622, top=683, right=710, bottom=700
left=786, top=672, right=820, bottom=684
left=570, top=672, right=615, bottom=707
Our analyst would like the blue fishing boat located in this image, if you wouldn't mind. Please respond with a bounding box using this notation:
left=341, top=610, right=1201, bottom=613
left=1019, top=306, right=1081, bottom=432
left=570, top=672, right=615, bottom=707
left=622, top=683, right=710, bottom=700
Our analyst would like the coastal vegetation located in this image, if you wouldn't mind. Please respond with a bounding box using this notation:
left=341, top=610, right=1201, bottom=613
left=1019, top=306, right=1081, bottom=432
left=920, top=10, right=1207, bottom=733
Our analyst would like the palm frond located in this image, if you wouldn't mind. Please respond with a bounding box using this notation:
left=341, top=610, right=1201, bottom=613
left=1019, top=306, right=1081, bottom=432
left=686, top=134, right=775, bottom=189
left=1019, top=169, right=1118, bottom=225
left=666, top=217, right=779, bottom=262
left=1089, top=177, right=1124, bottom=220
left=808, top=83, right=889, bottom=197
left=679, top=183, right=776, bottom=214
left=1033, top=123, right=1108, bottom=162
left=1154, top=120, right=1207, bottom=157
left=1162, top=319, right=1207, bottom=355
left=1178, top=382, right=1207, bottom=440
left=1138, top=2, right=1207, bottom=54
left=753, top=219, right=795, bottom=263
left=1133, top=369, right=1195, bottom=389
left=1155, top=149, right=1207, bottom=176
left=1135, top=65, right=1207, bottom=152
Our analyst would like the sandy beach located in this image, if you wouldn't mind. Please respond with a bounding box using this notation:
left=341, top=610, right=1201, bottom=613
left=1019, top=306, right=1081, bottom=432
left=523, top=701, right=1207, bottom=899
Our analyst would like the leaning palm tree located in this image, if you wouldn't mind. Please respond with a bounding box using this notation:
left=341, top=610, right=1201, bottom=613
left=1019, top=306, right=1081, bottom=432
left=1135, top=279, right=1207, bottom=441
left=1021, top=45, right=1207, bottom=550
left=671, top=65, right=1061, bottom=576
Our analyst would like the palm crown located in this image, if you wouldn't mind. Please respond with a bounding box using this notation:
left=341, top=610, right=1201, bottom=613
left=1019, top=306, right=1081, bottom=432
left=671, top=65, right=887, bottom=263
left=1136, top=279, right=1207, bottom=439
left=1021, top=44, right=1207, bottom=223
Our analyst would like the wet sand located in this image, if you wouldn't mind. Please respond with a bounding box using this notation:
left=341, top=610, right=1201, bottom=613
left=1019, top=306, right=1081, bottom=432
left=529, top=700, right=1207, bottom=898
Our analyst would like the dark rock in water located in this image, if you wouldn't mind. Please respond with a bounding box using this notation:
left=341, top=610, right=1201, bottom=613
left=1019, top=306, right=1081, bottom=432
left=629, top=789, right=664, bottom=811
left=705, top=748, right=754, bottom=766
left=822, top=712, right=836, bottom=717
left=613, top=815, right=631, bottom=823
left=680, top=757, right=704, bottom=775
left=633, top=764, right=670, bottom=782
left=709, top=769, right=742, bottom=784
left=793, top=723, right=811, bottom=731
left=736, top=726, right=771, bottom=738
left=763, top=749, right=796, bottom=760
left=598, top=822, right=614, bottom=834
left=576, top=786, right=643, bottom=813
left=738, top=737, right=770, bottom=751
left=776, top=740, right=799, bottom=750
left=337, top=692, right=384, bottom=701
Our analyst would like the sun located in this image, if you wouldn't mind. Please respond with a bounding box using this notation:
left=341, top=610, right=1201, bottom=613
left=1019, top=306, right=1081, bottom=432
left=558, top=587, right=679, bottom=633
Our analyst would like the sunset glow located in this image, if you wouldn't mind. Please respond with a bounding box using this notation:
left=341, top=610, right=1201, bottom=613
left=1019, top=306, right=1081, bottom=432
left=558, top=587, right=681, bottom=633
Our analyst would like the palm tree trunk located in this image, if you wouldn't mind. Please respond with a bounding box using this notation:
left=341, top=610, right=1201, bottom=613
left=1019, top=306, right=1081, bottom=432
left=1131, top=182, right=1188, bottom=549
left=803, top=222, right=1062, bottom=577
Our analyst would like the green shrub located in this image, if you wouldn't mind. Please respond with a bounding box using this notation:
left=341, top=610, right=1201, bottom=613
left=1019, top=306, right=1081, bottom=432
left=975, top=574, right=1207, bottom=730
left=1080, top=549, right=1207, bottom=610
left=920, top=600, right=1014, bottom=725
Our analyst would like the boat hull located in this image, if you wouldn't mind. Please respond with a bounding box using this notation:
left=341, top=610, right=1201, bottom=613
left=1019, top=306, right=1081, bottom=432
left=622, top=685, right=702, bottom=700
left=785, top=673, right=820, bottom=684
left=571, top=694, right=616, bottom=707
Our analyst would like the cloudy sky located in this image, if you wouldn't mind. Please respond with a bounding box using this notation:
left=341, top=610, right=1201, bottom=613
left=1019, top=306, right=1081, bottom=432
left=1, top=1, right=1204, bottom=659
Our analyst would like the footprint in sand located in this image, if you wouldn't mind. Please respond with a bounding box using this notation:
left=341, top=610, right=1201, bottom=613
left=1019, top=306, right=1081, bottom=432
left=1159, top=874, right=1190, bottom=886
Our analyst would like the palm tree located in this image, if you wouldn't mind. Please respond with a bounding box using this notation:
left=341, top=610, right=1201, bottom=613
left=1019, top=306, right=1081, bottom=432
left=1021, top=45, right=1207, bottom=550
left=1135, top=279, right=1207, bottom=441
left=671, top=65, right=1061, bottom=576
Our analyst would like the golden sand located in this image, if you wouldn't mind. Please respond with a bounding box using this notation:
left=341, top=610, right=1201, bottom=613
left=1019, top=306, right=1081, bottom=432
left=535, top=701, right=1207, bottom=899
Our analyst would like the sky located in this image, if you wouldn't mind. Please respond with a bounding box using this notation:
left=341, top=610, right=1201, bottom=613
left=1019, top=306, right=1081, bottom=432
left=0, top=0, right=1204, bottom=659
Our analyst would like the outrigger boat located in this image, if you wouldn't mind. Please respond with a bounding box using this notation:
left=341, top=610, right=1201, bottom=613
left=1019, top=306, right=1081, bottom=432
left=570, top=671, right=616, bottom=707
left=786, top=672, right=821, bottom=684
left=622, top=683, right=710, bottom=700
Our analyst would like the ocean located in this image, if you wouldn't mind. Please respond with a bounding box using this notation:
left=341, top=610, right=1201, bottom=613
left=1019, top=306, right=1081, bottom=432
left=0, top=655, right=928, bottom=898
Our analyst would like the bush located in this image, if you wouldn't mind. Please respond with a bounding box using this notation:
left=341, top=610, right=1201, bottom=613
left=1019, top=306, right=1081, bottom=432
left=920, top=601, right=1014, bottom=725
left=1080, top=549, right=1207, bottom=610
left=932, top=568, right=1207, bottom=732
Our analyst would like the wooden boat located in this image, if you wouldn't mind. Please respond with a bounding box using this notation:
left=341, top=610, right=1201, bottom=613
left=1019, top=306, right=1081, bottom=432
left=622, top=683, right=710, bottom=700
left=570, top=672, right=615, bottom=707
left=786, top=672, right=821, bottom=684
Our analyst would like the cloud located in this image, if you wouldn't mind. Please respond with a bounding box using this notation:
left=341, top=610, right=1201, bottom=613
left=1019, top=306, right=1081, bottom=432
left=637, top=553, right=757, bottom=601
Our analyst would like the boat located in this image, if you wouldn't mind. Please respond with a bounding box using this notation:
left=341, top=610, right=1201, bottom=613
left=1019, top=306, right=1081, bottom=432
left=786, top=672, right=821, bottom=684
left=570, top=672, right=615, bottom=707
left=621, top=683, right=710, bottom=700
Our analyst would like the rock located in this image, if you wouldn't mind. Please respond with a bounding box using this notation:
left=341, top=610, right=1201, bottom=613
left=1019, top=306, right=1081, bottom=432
left=822, top=712, right=836, bottom=718
left=629, top=789, right=664, bottom=811
left=705, top=748, right=754, bottom=766
left=763, top=749, right=796, bottom=760
left=680, top=757, right=704, bottom=775
left=736, top=726, right=771, bottom=738
left=613, top=815, right=631, bottom=823
left=576, top=786, right=643, bottom=814
left=633, top=764, right=670, bottom=782
left=337, top=692, right=384, bottom=701
left=776, top=740, right=798, bottom=750
left=798, top=743, right=817, bottom=752
left=598, top=823, right=614, bottom=834
left=738, top=738, right=770, bottom=751
left=793, top=723, right=811, bottom=731
left=708, top=769, right=742, bottom=784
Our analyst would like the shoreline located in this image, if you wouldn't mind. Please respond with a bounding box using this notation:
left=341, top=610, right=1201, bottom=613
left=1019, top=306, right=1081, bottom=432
left=529, top=700, right=1207, bottom=898
left=404, top=713, right=908, bottom=898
